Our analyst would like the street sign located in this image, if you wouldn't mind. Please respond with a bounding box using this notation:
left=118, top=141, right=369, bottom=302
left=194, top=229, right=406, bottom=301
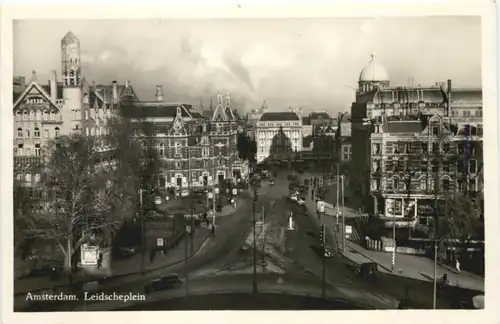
left=157, top=238, right=164, bottom=246
left=81, top=244, right=98, bottom=266
left=232, top=188, right=237, bottom=196
left=345, top=225, right=352, bottom=234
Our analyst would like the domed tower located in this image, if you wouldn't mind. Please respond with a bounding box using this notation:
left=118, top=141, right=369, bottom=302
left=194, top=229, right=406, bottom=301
left=358, top=53, right=390, bottom=94
left=60, top=31, right=82, bottom=133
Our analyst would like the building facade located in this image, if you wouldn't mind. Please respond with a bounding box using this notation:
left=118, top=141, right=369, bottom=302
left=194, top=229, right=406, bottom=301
left=350, top=53, right=483, bottom=228
left=255, top=111, right=303, bottom=163
left=122, top=91, right=247, bottom=189
left=13, top=31, right=137, bottom=186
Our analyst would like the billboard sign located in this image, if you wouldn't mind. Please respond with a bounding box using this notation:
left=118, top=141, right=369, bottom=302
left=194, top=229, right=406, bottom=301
left=81, top=244, right=98, bottom=266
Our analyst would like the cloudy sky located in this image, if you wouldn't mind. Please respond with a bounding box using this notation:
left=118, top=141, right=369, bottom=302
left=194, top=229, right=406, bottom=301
left=14, top=17, right=481, bottom=114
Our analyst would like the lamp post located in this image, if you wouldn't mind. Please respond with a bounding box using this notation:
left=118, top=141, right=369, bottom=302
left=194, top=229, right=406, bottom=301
left=212, top=142, right=225, bottom=226
left=252, top=187, right=258, bottom=293
left=341, top=174, right=346, bottom=253
left=138, top=188, right=145, bottom=276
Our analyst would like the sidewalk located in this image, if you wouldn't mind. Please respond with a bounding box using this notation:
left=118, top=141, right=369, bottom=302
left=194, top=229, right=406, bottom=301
left=303, top=187, right=484, bottom=293
left=14, top=227, right=210, bottom=295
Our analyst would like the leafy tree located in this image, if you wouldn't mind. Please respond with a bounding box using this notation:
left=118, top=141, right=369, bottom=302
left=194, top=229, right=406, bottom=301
left=237, top=131, right=257, bottom=167
left=15, top=133, right=131, bottom=279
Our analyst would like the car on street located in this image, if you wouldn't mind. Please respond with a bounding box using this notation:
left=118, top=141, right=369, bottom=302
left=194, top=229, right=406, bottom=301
left=297, top=197, right=306, bottom=205
left=289, top=193, right=298, bottom=202
left=145, top=273, right=183, bottom=294
left=181, top=190, right=189, bottom=197
left=268, top=179, right=275, bottom=185
left=154, top=196, right=162, bottom=205
left=324, top=247, right=333, bottom=258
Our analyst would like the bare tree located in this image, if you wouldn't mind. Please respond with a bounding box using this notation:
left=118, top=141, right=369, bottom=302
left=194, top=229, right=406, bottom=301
left=17, top=133, right=129, bottom=280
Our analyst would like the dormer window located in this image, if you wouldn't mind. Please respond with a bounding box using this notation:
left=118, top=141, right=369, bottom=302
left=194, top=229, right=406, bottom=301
left=432, top=126, right=439, bottom=136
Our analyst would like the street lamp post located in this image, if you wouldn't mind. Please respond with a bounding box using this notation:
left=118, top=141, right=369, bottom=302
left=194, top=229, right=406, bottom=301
left=139, top=188, right=145, bottom=276
left=341, top=175, right=346, bottom=253
left=252, top=187, right=258, bottom=293
left=212, top=142, right=225, bottom=227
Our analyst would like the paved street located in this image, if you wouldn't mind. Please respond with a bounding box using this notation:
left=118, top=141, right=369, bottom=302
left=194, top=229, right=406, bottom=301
left=15, top=184, right=279, bottom=311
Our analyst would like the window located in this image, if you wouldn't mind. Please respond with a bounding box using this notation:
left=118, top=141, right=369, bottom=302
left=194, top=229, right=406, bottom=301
left=43, top=110, right=48, bottom=120
left=25, top=130, right=30, bottom=138
left=393, top=178, right=400, bottom=191
left=421, top=143, right=428, bottom=153
left=442, top=178, right=450, bottom=191
left=90, top=109, right=95, bottom=119
left=420, top=178, right=427, bottom=191
left=432, top=126, right=439, bottom=136
left=373, top=143, right=380, bottom=154
left=404, top=143, right=411, bottom=154
left=469, top=159, right=477, bottom=173
left=175, top=162, right=181, bottom=169
left=17, top=128, right=23, bottom=138
left=432, top=142, right=439, bottom=153
left=432, top=161, right=439, bottom=173
left=442, top=162, right=450, bottom=173
left=34, top=127, right=40, bottom=138
left=55, top=127, right=60, bottom=137
left=393, top=144, right=399, bottom=154
left=36, top=110, right=41, bottom=120
left=25, top=173, right=32, bottom=183
left=85, top=110, right=89, bottom=120
left=50, top=111, right=55, bottom=120
left=202, top=147, right=209, bottom=157
left=23, top=111, right=28, bottom=121
left=17, top=143, right=23, bottom=155
left=175, top=143, right=181, bottom=155
left=159, top=143, right=165, bottom=156
left=470, top=127, right=477, bottom=136
left=342, top=145, right=352, bottom=161
left=30, top=110, right=35, bottom=120
left=457, top=143, right=464, bottom=154
left=16, top=111, right=21, bottom=121
left=443, top=143, right=450, bottom=152
left=35, top=144, right=41, bottom=156
left=417, top=161, right=427, bottom=174
left=219, top=159, right=224, bottom=166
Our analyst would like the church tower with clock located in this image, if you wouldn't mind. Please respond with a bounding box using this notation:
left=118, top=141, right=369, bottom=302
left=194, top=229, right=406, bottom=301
left=60, top=31, right=82, bottom=133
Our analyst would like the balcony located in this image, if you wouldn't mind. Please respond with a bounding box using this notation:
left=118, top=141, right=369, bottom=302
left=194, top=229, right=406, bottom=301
left=42, top=116, right=63, bottom=124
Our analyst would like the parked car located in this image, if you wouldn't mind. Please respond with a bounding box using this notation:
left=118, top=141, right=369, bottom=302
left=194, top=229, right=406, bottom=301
left=268, top=179, right=275, bottom=185
left=324, top=247, right=333, bottom=258
left=145, top=273, right=183, bottom=293
left=289, top=194, right=298, bottom=202
left=181, top=190, right=190, bottom=197
left=354, top=262, right=378, bottom=279
left=297, top=197, right=306, bottom=205
left=154, top=196, right=162, bottom=205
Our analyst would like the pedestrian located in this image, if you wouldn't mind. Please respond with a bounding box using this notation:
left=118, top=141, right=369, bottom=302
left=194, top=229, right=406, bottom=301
left=150, top=250, right=156, bottom=263
left=455, top=259, right=461, bottom=273
left=97, top=253, right=103, bottom=269
left=211, top=224, right=215, bottom=237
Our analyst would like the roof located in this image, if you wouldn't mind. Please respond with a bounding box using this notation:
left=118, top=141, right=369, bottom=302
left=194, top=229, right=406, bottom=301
left=121, top=102, right=202, bottom=119
left=41, top=83, right=64, bottom=100
left=61, top=31, right=79, bottom=46
left=359, top=53, right=389, bottom=82
left=302, top=117, right=311, bottom=125
left=260, top=112, right=300, bottom=122
left=309, top=112, right=331, bottom=120
left=385, top=121, right=424, bottom=133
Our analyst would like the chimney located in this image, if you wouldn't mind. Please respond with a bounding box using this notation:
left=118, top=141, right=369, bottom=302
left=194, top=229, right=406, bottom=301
left=112, top=81, right=118, bottom=104
left=446, top=79, right=452, bottom=117
left=203, top=122, right=207, bottom=133
left=50, top=70, right=57, bottom=102
left=125, top=80, right=130, bottom=88
left=155, top=84, right=163, bottom=102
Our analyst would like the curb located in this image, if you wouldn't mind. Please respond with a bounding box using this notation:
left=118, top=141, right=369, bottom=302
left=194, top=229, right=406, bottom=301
left=14, top=232, right=212, bottom=297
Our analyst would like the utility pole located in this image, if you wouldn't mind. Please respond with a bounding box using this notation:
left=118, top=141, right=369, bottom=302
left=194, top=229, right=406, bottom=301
left=252, top=187, right=258, bottom=293
left=188, top=146, right=194, bottom=254
left=432, top=194, right=439, bottom=309
left=336, top=162, right=340, bottom=224
left=139, top=189, right=145, bottom=276
left=262, top=204, right=265, bottom=263
left=184, top=221, right=189, bottom=297
left=341, top=175, right=346, bottom=253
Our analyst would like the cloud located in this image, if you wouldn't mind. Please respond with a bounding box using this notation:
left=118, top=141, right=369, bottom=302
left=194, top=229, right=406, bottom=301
left=14, top=18, right=482, bottom=115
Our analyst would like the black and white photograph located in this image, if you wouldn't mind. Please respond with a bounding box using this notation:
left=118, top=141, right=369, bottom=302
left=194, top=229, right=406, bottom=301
left=1, top=2, right=498, bottom=322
